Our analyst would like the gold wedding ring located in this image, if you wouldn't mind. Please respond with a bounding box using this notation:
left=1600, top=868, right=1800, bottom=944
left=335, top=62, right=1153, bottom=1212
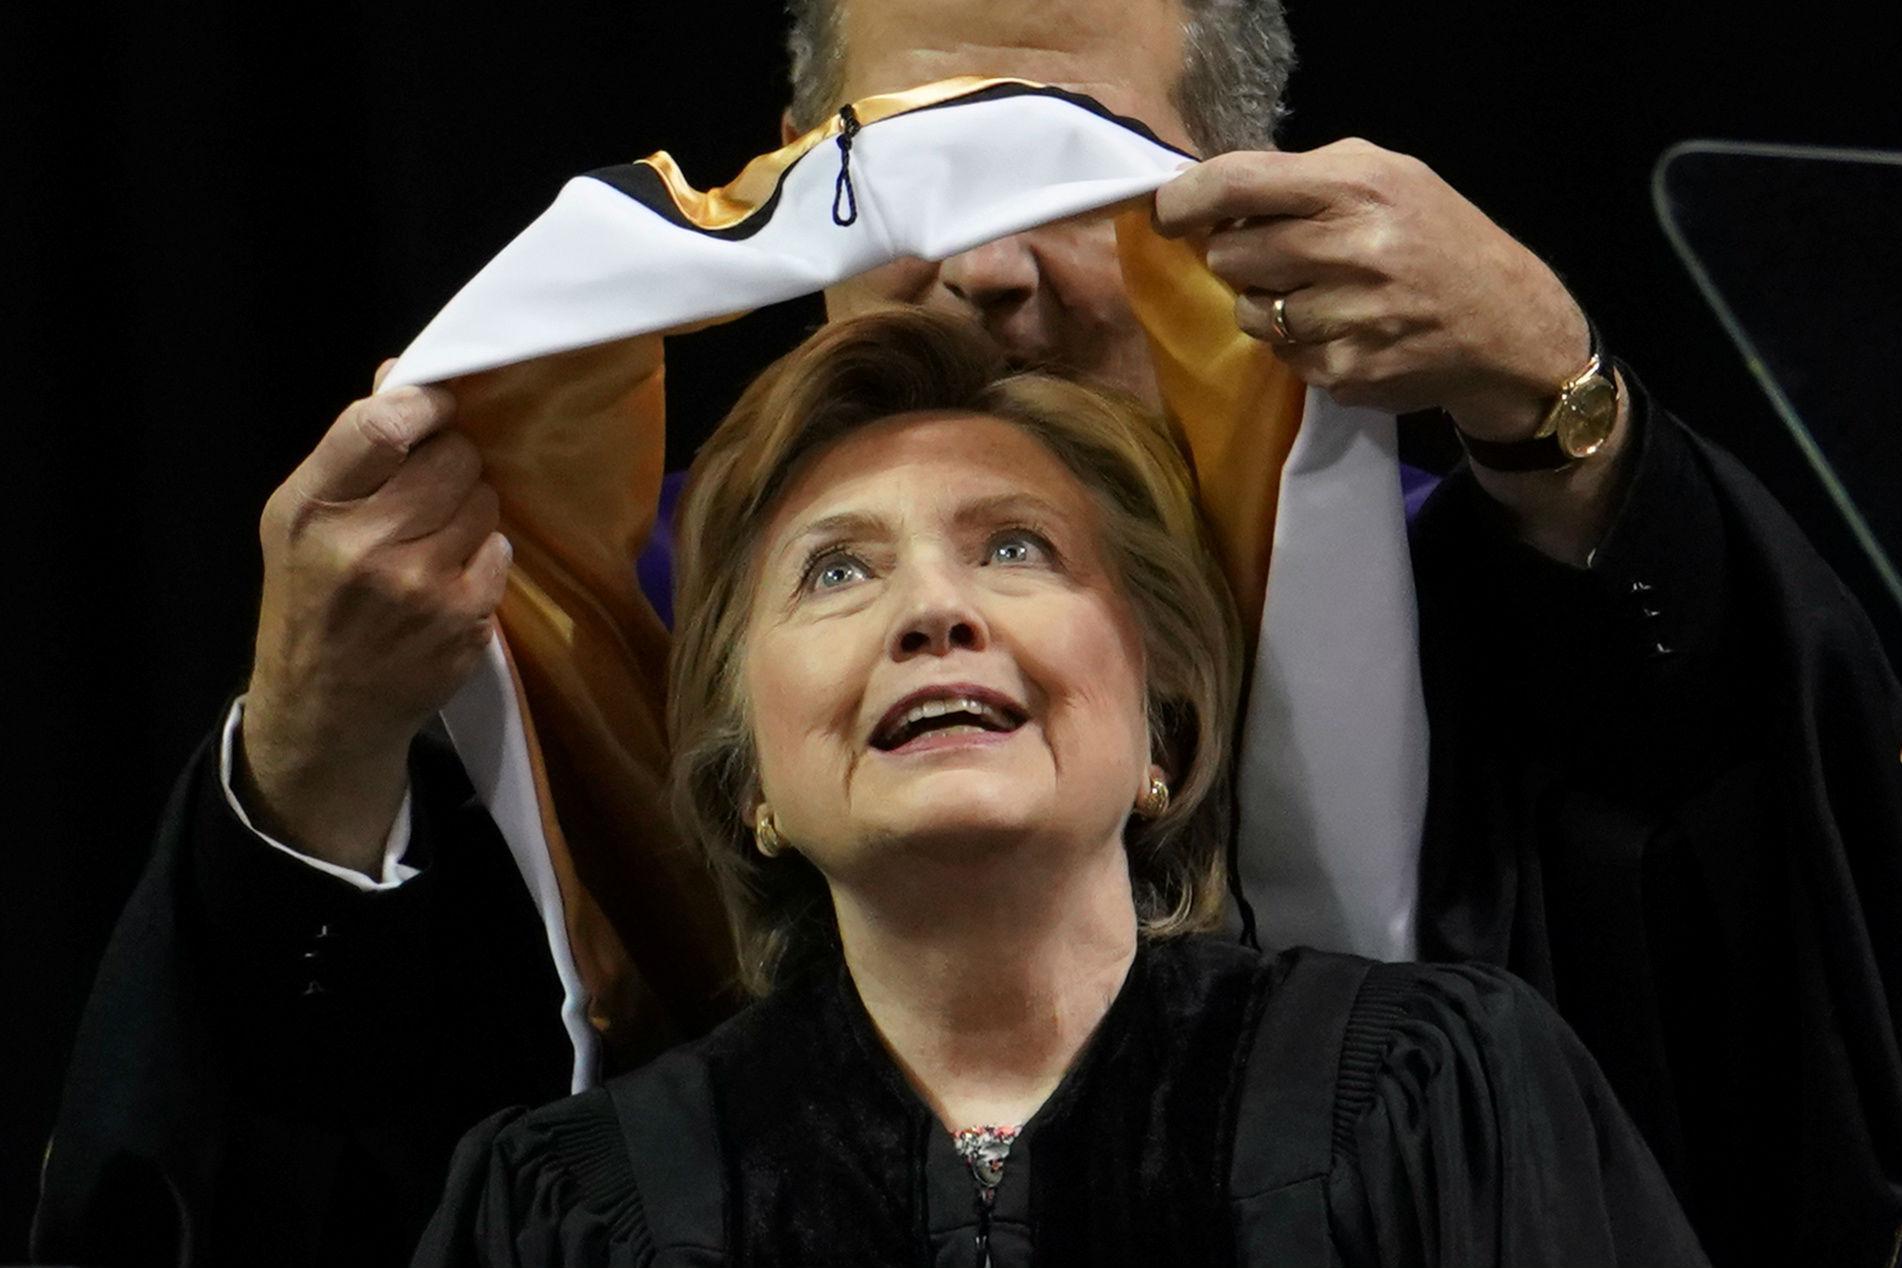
left=1269, top=294, right=1298, bottom=345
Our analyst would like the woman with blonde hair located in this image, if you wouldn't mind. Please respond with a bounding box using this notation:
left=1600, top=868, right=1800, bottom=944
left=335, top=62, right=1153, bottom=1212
left=415, top=309, right=1704, bottom=1266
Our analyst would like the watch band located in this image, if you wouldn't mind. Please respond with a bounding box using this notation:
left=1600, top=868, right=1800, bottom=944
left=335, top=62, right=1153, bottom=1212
left=1457, top=420, right=1578, bottom=472
left=1456, top=315, right=1610, bottom=473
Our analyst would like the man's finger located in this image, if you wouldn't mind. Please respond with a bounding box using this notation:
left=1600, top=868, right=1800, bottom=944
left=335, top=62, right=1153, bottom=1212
left=416, top=480, right=501, bottom=572
left=372, top=357, right=399, bottom=392
left=295, top=385, right=458, bottom=504
left=365, top=430, right=484, bottom=543
left=1237, top=287, right=1329, bottom=347
left=1153, top=151, right=1338, bottom=238
left=1234, top=282, right=1394, bottom=356
left=1203, top=217, right=1336, bottom=294
left=449, top=531, right=514, bottom=624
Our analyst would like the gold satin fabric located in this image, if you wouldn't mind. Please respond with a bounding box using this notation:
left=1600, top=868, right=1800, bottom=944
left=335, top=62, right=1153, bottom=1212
left=1114, top=209, right=1306, bottom=644
left=447, top=336, right=737, bottom=1066
left=450, top=82, right=1307, bottom=1068
left=635, top=76, right=1019, bottom=231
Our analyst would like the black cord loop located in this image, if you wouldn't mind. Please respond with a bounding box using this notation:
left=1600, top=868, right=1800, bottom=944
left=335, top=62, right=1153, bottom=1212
left=831, top=104, right=861, bottom=227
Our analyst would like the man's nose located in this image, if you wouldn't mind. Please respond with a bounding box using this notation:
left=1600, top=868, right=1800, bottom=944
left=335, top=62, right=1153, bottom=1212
left=888, top=564, right=990, bottom=659
left=938, top=234, right=1039, bottom=318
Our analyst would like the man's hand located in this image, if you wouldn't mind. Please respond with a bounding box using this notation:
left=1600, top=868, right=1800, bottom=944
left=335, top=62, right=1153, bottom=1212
left=237, top=361, right=511, bottom=875
left=1154, top=140, right=1632, bottom=564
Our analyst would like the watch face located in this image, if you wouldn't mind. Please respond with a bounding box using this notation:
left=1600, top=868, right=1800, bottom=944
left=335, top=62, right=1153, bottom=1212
left=1557, top=375, right=1619, bottom=458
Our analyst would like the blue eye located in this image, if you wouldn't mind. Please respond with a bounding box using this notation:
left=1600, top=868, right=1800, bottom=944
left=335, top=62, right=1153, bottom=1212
left=987, top=531, right=1052, bottom=566
left=806, top=552, right=869, bottom=591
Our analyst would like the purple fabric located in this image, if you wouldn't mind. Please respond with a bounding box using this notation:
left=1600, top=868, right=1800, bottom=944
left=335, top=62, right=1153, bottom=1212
left=1401, top=461, right=1441, bottom=524
left=636, top=470, right=690, bottom=630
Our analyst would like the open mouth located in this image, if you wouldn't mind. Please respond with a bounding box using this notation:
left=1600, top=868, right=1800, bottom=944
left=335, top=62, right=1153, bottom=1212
left=870, top=690, right=1028, bottom=752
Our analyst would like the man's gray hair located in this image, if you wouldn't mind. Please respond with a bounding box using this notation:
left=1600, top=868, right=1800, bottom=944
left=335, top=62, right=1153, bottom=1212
left=783, top=0, right=1296, bottom=155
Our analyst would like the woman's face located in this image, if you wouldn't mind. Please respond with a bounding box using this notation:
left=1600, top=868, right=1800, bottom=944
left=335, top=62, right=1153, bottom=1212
left=742, top=412, right=1153, bottom=891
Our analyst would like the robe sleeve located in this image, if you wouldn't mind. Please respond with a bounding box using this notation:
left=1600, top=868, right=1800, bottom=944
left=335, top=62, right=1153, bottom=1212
left=32, top=714, right=573, bottom=1267
left=1328, top=962, right=1710, bottom=1267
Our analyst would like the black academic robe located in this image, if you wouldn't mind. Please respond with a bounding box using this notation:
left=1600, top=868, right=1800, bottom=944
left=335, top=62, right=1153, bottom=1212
left=1412, top=370, right=1902, bottom=1267
left=33, top=381, right=1902, bottom=1267
left=409, top=936, right=1707, bottom=1267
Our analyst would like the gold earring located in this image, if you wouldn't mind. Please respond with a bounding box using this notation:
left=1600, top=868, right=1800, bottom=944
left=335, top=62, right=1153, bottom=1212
left=1137, top=775, right=1171, bottom=819
left=754, top=805, right=785, bottom=858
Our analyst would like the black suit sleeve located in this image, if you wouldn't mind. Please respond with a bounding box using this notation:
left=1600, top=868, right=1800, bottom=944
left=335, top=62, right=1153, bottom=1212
left=32, top=719, right=574, bottom=1267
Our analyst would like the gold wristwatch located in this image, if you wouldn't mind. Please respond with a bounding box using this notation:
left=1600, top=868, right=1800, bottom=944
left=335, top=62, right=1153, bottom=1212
left=1457, top=317, right=1620, bottom=472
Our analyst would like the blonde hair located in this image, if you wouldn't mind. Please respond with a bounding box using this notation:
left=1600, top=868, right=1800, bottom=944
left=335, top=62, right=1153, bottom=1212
left=668, top=309, right=1243, bottom=994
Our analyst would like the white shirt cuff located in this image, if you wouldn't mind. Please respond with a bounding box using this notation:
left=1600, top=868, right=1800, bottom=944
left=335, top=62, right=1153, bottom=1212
left=218, top=697, right=420, bottom=892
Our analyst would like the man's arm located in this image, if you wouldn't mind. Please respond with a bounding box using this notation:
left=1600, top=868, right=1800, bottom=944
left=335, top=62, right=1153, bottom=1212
left=219, top=695, right=421, bottom=889
left=35, top=361, right=544, bottom=1265
left=240, top=358, right=509, bottom=877
left=34, top=717, right=574, bottom=1267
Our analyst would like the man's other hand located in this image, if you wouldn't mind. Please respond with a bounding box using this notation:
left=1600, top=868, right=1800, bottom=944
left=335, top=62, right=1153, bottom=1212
left=1153, top=139, right=1597, bottom=439
left=238, top=362, right=511, bottom=875
left=1155, top=141, right=1632, bottom=564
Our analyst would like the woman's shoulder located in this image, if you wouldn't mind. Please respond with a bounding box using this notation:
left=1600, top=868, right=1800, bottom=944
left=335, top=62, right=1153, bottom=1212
left=1235, top=953, right=1708, bottom=1265
left=1258, top=950, right=1574, bottom=1106
left=1261, top=947, right=1555, bottom=1044
left=1333, top=956, right=1561, bottom=1063
left=418, top=1037, right=739, bottom=1264
left=471, top=1083, right=628, bottom=1183
left=419, top=995, right=804, bottom=1266
left=1134, top=938, right=1563, bottom=1074
left=1233, top=950, right=1578, bottom=1175
left=1257, top=953, right=1713, bottom=1262
left=476, top=999, right=756, bottom=1168
left=1137, top=936, right=1562, bottom=1087
left=413, top=1084, right=660, bottom=1264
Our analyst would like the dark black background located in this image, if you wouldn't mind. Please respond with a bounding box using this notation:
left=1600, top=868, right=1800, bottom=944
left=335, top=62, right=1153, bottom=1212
left=5, top=3, right=1897, bottom=1255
